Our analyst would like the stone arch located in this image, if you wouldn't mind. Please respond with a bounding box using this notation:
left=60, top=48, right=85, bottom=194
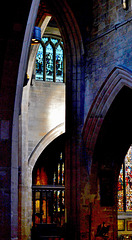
left=28, top=123, right=65, bottom=171
left=11, top=0, right=84, bottom=239
left=83, top=66, right=132, bottom=159
left=11, top=1, right=40, bottom=239
left=82, top=66, right=132, bottom=231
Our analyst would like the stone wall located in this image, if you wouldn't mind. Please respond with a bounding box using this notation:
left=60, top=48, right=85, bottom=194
left=19, top=80, right=65, bottom=239
left=84, top=0, right=132, bottom=119
left=28, top=81, right=65, bottom=157
left=1, top=0, right=132, bottom=239
left=81, top=1, right=132, bottom=239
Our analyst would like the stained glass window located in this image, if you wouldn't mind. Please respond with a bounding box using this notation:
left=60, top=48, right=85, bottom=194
left=56, top=44, right=63, bottom=82
left=118, top=165, right=124, bottom=211
left=35, top=36, right=64, bottom=82
left=46, top=43, right=53, bottom=81
left=62, top=163, right=64, bottom=186
left=118, top=145, right=132, bottom=212
left=57, top=190, right=61, bottom=212
left=36, top=44, right=43, bottom=80
left=51, top=38, right=58, bottom=45
left=58, top=163, right=61, bottom=184
left=125, top=146, right=132, bottom=211
left=42, top=37, right=48, bottom=44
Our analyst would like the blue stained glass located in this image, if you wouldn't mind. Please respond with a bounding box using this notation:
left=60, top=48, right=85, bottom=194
left=56, top=45, right=63, bottom=82
left=42, top=37, right=48, bottom=43
left=46, top=43, right=53, bottom=81
left=36, top=44, right=43, bottom=80
left=36, top=37, right=64, bottom=82
left=51, top=38, right=58, bottom=45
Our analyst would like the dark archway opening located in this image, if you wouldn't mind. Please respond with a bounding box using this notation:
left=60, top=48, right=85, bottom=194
left=32, top=134, right=65, bottom=187
left=32, top=134, right=65, bottom=239
left=93, top=86, right=132, bottom=206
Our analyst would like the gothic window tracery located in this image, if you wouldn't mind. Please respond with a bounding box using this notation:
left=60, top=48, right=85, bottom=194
left=36, top=36, right=64, bottom=82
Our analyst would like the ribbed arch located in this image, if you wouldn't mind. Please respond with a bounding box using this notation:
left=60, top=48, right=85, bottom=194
left=83, top=66, right=132, bottom=157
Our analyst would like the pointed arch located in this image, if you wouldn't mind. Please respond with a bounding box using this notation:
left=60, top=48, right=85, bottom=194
left=28, top=123, right=65, bottom=170
left=83, top=66, right=132, bottom=157
left=11, top=0, right=84, bottom=239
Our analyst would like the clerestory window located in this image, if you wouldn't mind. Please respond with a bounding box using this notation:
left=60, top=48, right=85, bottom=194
left=36, top=36, right=64, bottom=82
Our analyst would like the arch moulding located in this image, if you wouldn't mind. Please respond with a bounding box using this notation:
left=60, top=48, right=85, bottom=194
left=83, top=66, right=132, bottom=158
left=28, top=123, right=65, bottom=170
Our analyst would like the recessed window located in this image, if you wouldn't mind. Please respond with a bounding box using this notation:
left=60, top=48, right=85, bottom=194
left=36, top=36, right=64, bottom=82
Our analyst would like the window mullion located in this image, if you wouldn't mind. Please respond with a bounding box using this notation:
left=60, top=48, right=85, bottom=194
left=43, top=46, right=46, bottom=81
left=53, top=47, right=56, bottom=82
left=36, top=36, right=64, bottom=82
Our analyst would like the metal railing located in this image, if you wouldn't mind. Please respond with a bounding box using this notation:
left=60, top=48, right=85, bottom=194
left=32, top=185, right=65, bottom=228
